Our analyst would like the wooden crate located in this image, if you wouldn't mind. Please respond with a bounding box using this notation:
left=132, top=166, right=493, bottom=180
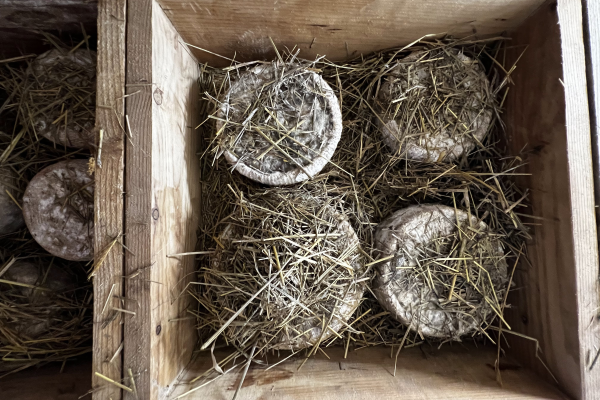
left=3, top=0, right=600, bottom=399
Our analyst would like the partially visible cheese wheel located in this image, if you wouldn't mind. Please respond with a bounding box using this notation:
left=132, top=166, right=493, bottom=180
left=0, top=166, right=25, bottom=235
left=2, top=260, right=74, bottom=301
left=27, top=49, right=96, bottom=149
left=22, top=159, right=94, bottom=261
left=0, top=260, right=76, bottom=371
left=376, top=49, right=493, bottom=163
left=373, top=204, right=508, bottom=339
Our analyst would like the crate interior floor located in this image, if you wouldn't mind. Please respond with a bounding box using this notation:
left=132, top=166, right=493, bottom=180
left=169, top=344, right=566, bottom=399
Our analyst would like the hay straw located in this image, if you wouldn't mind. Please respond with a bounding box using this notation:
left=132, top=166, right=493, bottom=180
left=185, top=36, right=531, bottom=386
left=0, top=34, right=94, bottom=377
left=197, top=186, right=366, bottom=355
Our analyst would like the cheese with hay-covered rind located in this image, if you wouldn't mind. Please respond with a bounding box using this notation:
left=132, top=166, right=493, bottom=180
left=373, top=204, right=508, bottom=339
left=377, top=49, right=492, bottom=163
left=27, top=49, right=96, bottom=149
left=217, top=63, right=342, bottom=185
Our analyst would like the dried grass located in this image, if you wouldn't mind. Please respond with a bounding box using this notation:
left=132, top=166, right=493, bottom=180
left=0, top=34, right=94, bottom=377
left=180, top=36, right=532, bottom=394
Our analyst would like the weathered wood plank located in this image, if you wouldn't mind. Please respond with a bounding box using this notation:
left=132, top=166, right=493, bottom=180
left=93, top=1, right=126, bottom=400
left=123, top=0, right=153, bottom=399
left=558, top=1, right=600, bottom=399
left=503, top=1, right=600, bottom=399
left=149, top=2, right=200, bottom=398
left=156, top=0, right=547, bottom=66
left=171, top=346, right=567, bottom=399
left=123, top=1, right=200, bottom=399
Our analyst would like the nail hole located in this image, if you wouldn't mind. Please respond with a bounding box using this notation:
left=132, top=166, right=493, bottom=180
left=153, top=88, right=163, bottom=105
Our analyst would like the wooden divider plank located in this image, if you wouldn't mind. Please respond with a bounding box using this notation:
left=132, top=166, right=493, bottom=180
left=93, top=0, right=126, bottom=399
left=557, top=1, right=600, bottom=399
left=156, top=0, right=546, bottom=67
left=149, top=2, right=200, bottom=398
left=123, top=0, right=153, bottom=398
left=503, top=1, right=600, bottom=399
left=124, top=1, right=200, bottom=399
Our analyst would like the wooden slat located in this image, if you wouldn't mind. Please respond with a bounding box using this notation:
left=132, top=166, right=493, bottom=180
left=123, top=0, right=153, bottom=398
left=503, top=1, right=600, bottom=399
left=149, top=4, right=200, bottom=398
left=124, top=1, right=200, bottom=399
left=171, top=346, right=567, bottom=399
left=583, top=0, right=600, bottom=288
left=558, top=1, right=600, bottom=399
left=156, top=0, right=547, bottom=67
left=0, top=1, right=98, bottom=59
left=2, top=357, right=92, bottom=400
left=93, top=1, right=126, bottom=400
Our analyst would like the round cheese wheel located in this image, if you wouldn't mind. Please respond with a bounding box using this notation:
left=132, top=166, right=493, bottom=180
left=377, top=49, right=492, bottom=163
left=22, top=159, right=94, bottom=261
left=211, top=191, right=365, bottom=350
left=217, top=63, right=342, bottom=185
left=27, top=49, right=96, bottom=149
left=373, top=204, right=508, bottom=339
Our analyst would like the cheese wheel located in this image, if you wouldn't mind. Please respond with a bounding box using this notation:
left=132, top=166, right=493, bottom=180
left=211, top=190, right=365, bottom=350
left=22, top=159, right=94, bottom=261
left=217, top=63, right=342, bottom=185
left=27, top=49, right=96, bottom=149
left=373, top=204, right=508, bottom=339
left=377, top=49, right=492, bottom=163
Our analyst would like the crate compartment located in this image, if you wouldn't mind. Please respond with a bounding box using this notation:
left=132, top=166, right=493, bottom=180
left=0, top=1, right=98, bottom=398
left=8, top=0, right=600, bottom=399
left=86, top=0, right=597, bottom=399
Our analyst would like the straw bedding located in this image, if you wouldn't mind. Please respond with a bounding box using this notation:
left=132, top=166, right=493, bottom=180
left=193, top=37, right=528, bottom=361
left=0, top=36, right=95, bottom=377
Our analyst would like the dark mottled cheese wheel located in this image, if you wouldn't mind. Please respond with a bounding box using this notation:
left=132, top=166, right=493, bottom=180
left=23, top=159, right=94, bottom=261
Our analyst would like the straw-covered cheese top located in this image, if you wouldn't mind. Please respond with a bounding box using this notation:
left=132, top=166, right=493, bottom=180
left=374, top=204, right=508, bottom=339
left=203, top=188, right=366, bottom=351
left=217, top=62, right=342, bottom=185
left=376, top=48, right=493, bottom=163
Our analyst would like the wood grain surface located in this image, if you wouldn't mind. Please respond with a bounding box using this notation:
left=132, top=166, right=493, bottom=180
left=123, top=1, right=200, bottom=399
left=156, top=0, right=547, bottom=66
left=171, top=345, right=567, bottom=399
left=503, top=1, right=600, bottom=399
left=123, top=0, right=153, bottom=399
left=92, top=1, right=126, bottom=399
left=558, top=1, right=600, bottom=398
